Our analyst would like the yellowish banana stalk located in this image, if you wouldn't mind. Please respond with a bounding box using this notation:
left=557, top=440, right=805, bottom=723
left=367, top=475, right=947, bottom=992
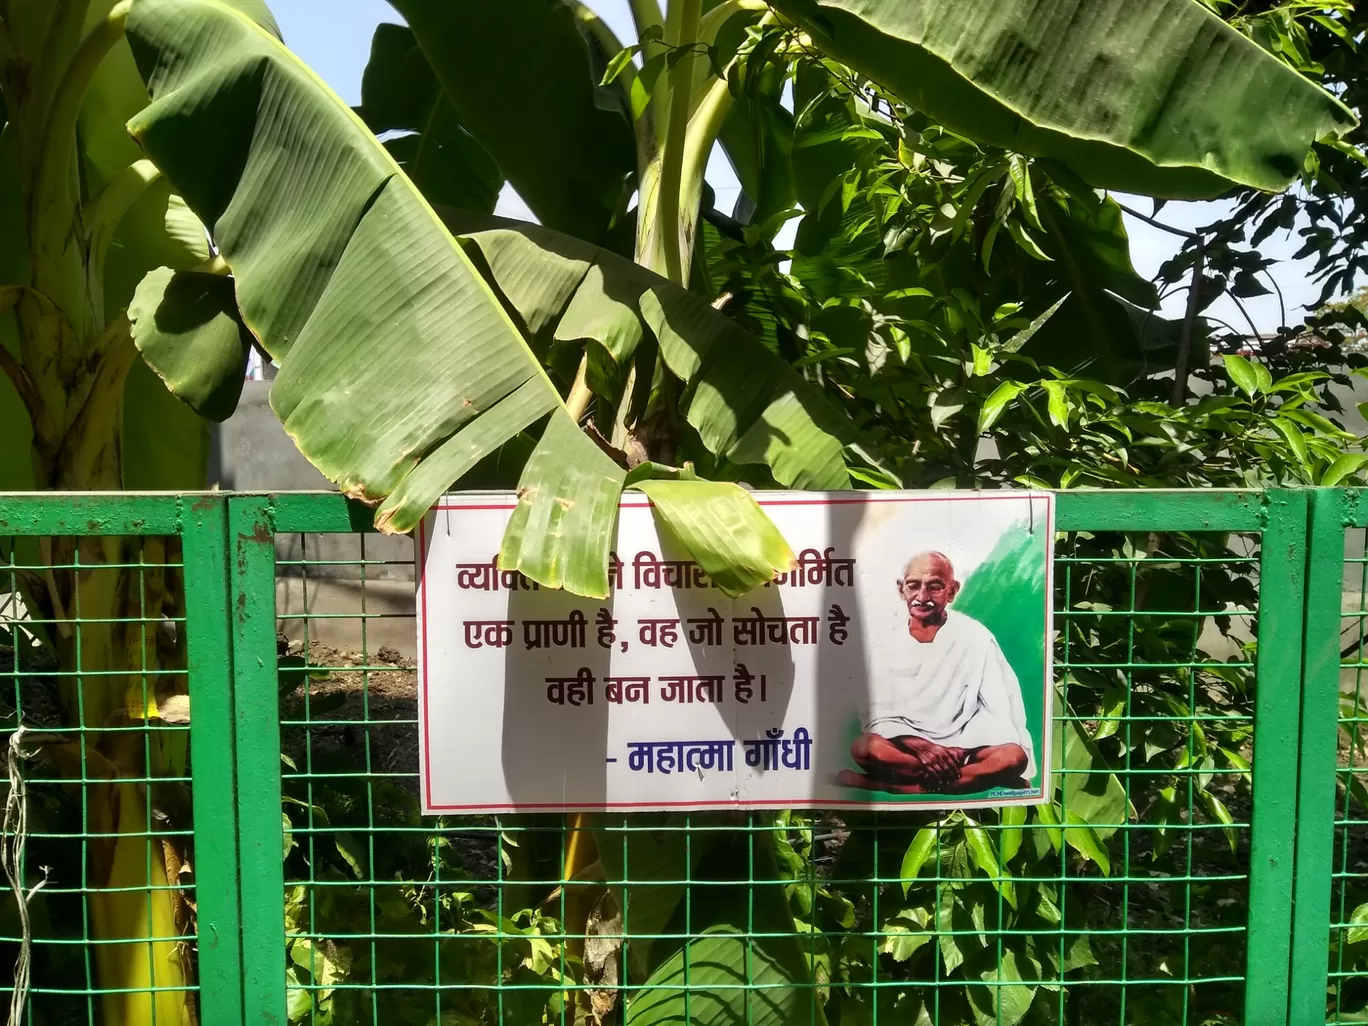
left=6, top=4, right=198, bottom=1015
left=44, top=521, right=195, bottom=1025
left=88, top=778, right=193, bottom=1026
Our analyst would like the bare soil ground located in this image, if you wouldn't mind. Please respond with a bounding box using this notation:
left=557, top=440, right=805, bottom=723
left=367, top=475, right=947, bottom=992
left=277, top=639, right=421, bottom=784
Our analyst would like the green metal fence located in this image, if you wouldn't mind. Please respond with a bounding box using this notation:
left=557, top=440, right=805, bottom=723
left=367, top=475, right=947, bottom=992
left=0, top=489, right=1364, bottom=1025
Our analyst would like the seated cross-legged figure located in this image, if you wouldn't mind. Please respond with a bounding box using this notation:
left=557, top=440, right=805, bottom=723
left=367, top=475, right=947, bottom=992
left=838, top=551, right=1035, bottom=795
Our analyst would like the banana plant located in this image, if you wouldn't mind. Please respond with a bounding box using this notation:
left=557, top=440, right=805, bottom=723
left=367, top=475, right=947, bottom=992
left=0, top=0, right=1353, bottom=1021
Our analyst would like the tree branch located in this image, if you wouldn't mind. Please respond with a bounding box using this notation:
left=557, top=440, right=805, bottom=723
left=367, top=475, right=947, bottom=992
left=1172, top=238, right=1205, bottom=405
left=1263, top=269, right=1287, bottom=329
left=1226, top=289, right=1263, bottom=344
left=1115, top=200, right=1198, bottom=240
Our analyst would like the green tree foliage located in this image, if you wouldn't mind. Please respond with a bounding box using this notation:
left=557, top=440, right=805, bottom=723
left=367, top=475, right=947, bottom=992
left=1160, top=4, right=1368, bottom=354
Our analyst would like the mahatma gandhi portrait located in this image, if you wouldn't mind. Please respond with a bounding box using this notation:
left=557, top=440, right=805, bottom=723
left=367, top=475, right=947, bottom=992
left=837, top=550, right=1035, bottom=795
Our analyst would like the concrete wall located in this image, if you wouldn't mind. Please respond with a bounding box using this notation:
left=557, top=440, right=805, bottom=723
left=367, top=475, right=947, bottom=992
left=211, top=381, right=417, bottom=657
left=210, top=381, right=415, bottom=581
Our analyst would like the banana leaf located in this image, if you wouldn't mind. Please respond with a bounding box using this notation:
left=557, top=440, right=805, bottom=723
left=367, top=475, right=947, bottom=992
left=626, top=928, right=825, bottom=1026
left=769, top=0, right=1356, bottom=198
left=128, top=267, right=252, bottom=423
left=620, top=828, right=828, bottom=1026
left=387, top=0, right=636, bottom=244
left=125, top=0, right=626, bottom=594
left=81, top=0, right=275, bottom=490
left=356, top=23, right=503, bottom=214
left=442, top=209, right=854, bottom=490
left=123, top=0, right=799, bottom=597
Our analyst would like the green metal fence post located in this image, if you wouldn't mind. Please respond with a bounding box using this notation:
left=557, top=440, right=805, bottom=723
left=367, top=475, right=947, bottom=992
left=182, top=494, right=245, bottom=1026
left=1290, top=488, right=1351, bottom=1023
left=229, top=495, right=289, bottom=1023
left=1246, top=489, right=1309, bottom=1026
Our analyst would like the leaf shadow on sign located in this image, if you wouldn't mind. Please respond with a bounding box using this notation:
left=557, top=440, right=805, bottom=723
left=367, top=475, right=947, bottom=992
left=502, top=585, right=615, bottom=807
left=655, top=519, right=799, bottom=795
left=708, top=583, right=799, bottom=768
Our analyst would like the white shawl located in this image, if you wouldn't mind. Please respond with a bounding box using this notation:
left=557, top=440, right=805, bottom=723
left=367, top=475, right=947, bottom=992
left=865, top=610, right=1036, bottom=777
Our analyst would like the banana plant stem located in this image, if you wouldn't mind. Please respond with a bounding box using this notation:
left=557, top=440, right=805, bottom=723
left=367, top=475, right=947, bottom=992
left=657, top=0, right=703, bottom=285
left=194, top=254, right=232, bottom=276
left=571, top=0, right=626, bottom=56
left=568, top=0, right=658, bottom=196
left=679, top=73, right=737, bottom=242
left=0, top=342, right=41, bottom=435
left=26, top=1, right=93, bottom=139
left=30, top=1, right=133, bottom=309
left=568, top=0, right=641, bottom=100
left=565, top=355, right=594, bottom=422
left=628, top=0, right=666, bottom=53
left=84, top=159, right=163, bottom=321
left=675, top=13, right=778, bottom=272
left=59, top=313, right=133, bottom=488
left=631, top=0, right=670, bottom=152
left=35, top=539, right=72, bottom=639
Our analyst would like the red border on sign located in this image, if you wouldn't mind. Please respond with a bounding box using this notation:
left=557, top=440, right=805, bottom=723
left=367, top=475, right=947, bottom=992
left=417, top=492, right=1055, bottom=813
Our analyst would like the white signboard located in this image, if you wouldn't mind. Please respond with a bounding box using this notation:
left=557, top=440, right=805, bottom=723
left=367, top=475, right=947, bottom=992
left=417, top=491, right=1053, bottom=812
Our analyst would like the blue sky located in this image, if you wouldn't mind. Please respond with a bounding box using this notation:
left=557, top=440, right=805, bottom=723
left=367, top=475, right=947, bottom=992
left=272, top=0, right=1327, bottom=332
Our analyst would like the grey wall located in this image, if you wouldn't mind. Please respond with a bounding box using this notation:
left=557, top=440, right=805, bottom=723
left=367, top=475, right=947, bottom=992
left=210, top=381, right=414, bottom=582
left=211, top=382, right=417, bottom=656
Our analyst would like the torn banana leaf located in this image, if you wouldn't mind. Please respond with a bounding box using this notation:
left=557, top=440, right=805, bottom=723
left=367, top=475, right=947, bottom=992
left=768, top=0, right=1356, bottom=198
left=446, top=211, right=854, bottom=490
left=124, top=0, right=804, bottom=597
left=126, top=0, right=625, bottom=595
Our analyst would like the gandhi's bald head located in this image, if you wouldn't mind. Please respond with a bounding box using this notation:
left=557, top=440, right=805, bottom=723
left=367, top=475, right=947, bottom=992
left=897, top=551, right=959, bottom=627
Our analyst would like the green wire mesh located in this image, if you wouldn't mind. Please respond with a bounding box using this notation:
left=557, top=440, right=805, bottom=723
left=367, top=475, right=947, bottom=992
left=275, top=528, right=1261, bottom=1026
left=1331, top=529, right=1368, bottom=1023
left=0, top=493, right=1347, bottom=1026
left=0, top=533, right=195, bottom=1025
